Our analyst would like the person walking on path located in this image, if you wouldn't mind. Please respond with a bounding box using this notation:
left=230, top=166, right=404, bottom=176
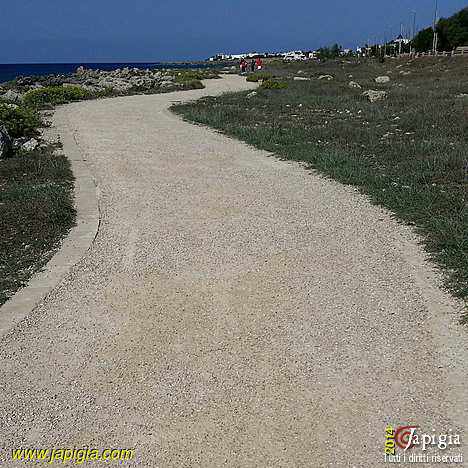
left=255, top=57, right=263, bottom=71
left=250, top=59, right=256, bottom=73
left=239, top=58, right=247, bottom=74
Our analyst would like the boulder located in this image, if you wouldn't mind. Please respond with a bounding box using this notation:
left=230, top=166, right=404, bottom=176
left=21, top=138, right=39, bottom=152
left=13, top=137, right=28, bottom=150
left=0, top=125, right=12, bottom=158
left=318, top=74, right=333, bottom=81
left=81, top=84, right=103, bottom=93
left=160, top=81, right=175, bottom=88
left=97, top=79, right=132, bottom=94
left=1, top=89, right=22, bottom=103
left=363, top=90, right=388, bottom=102
left=76, top=66, right=87, bottom=75
left=130, top=76, right=155, bottom=89
left=15, top=76, right=36, bottom=86
left=348, top=81, right=362, bottom=89
left=246, top=91, right=257, bottom=98
left=375, top=75, right=390, bottom=84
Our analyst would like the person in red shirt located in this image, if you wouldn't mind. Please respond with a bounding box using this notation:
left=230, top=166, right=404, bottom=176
left=239, top=58, right=247, bottom=74
left=255, top=57, right=263, bottom=71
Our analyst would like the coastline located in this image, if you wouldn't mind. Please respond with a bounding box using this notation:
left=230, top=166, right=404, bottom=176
left=0, top=61, right=227, bottom=84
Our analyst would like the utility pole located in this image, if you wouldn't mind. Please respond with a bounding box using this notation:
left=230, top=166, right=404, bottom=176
left=411, top=11, right=416, bottom=55
left=399, top=23, right=403, bottom=55
left=432, top=0, right=439, bottom=54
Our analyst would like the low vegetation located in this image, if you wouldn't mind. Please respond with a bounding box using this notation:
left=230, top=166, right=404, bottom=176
left=261, top=79, right=288, bottom=89
left=0, top=94, right=78, bottom=305
left=175, top=79, right=205, bottom=90
left=173, top=57, right=468, bottom=318
left=170, top=69, right=220, bottom=82
left=246, top=72, right=273, bottom=82
left=168, top=69, right=219, bottom=90
left=23, top=85, right=92, bottom=109
left=0, top=143, right=75, bottom=305
left=0, top=103, right=41, bottom=138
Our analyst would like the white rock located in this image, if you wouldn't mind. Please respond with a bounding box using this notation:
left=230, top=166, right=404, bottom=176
left=362, top=90, right=388, bottom=102
left=348, top=81, right=361, bottom=89
left=1, top=90, right=22, bottom=103
left=375, top=76, right=390, bottom=83
left=21, top=138, right=39, bottom=152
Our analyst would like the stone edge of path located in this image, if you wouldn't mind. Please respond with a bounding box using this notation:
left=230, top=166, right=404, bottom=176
left=0, top=107, right=100, bottom=338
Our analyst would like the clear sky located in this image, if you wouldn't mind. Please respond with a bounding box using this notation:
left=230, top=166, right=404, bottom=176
left=1, top=0, right=466, bottom=63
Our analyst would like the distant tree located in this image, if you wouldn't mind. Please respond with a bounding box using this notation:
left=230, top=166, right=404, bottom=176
left=316, top=43, right=343, bottom=60
left=330, top=43, right=342, bottom=57
left=437, top=7, right=468, bottom=50
left=412, top=6, right=468, bottom=52
left=412, top=27, right=434, bottom=52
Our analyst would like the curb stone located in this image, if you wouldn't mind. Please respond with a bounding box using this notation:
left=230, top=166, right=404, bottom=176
left=0, top=105, right=100, bottom=337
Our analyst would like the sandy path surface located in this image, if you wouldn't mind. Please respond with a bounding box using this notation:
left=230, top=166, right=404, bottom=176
left=0, top=75, right=466, bottom=467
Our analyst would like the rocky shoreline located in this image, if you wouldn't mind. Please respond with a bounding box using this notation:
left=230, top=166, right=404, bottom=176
left=0, top=65, right=220, bottom=102
left=0, top=66, right=221, bottom=158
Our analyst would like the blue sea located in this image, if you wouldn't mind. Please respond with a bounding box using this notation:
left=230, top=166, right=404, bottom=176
left=0, top=62, right=217, bottom=83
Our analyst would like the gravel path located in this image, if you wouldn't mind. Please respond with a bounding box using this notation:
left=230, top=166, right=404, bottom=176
left=0, top=75, right=466, bottom=467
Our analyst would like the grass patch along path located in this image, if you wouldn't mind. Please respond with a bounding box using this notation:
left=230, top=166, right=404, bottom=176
left=173, top=57, right=468, bottom=314
left=0, top=145, right=75, bottom=304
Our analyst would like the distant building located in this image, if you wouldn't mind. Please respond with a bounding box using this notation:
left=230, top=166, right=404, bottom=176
left=394, top=34, right=410, bottom=45
left=208, top=49, right=318, bottom=62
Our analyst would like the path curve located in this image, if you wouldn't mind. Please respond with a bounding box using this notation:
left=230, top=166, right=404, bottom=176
left=0, top=75, right=466, bottom=467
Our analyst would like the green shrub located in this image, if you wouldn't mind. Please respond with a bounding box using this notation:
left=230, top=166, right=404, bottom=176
left=23, top=85, right=92, bottom=108
left=246, top=74, right=259, bottom=82
left=0, top=104, right=41, bottom=138
left=246, top=72, right=272, bottom=82
left=180, top=79, right=205, bottom=90
left=173, top=69, right=219, bottom=83
left=261, top=80, right=288, bottom=90
left=95, top=87, right=117, bottom=98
